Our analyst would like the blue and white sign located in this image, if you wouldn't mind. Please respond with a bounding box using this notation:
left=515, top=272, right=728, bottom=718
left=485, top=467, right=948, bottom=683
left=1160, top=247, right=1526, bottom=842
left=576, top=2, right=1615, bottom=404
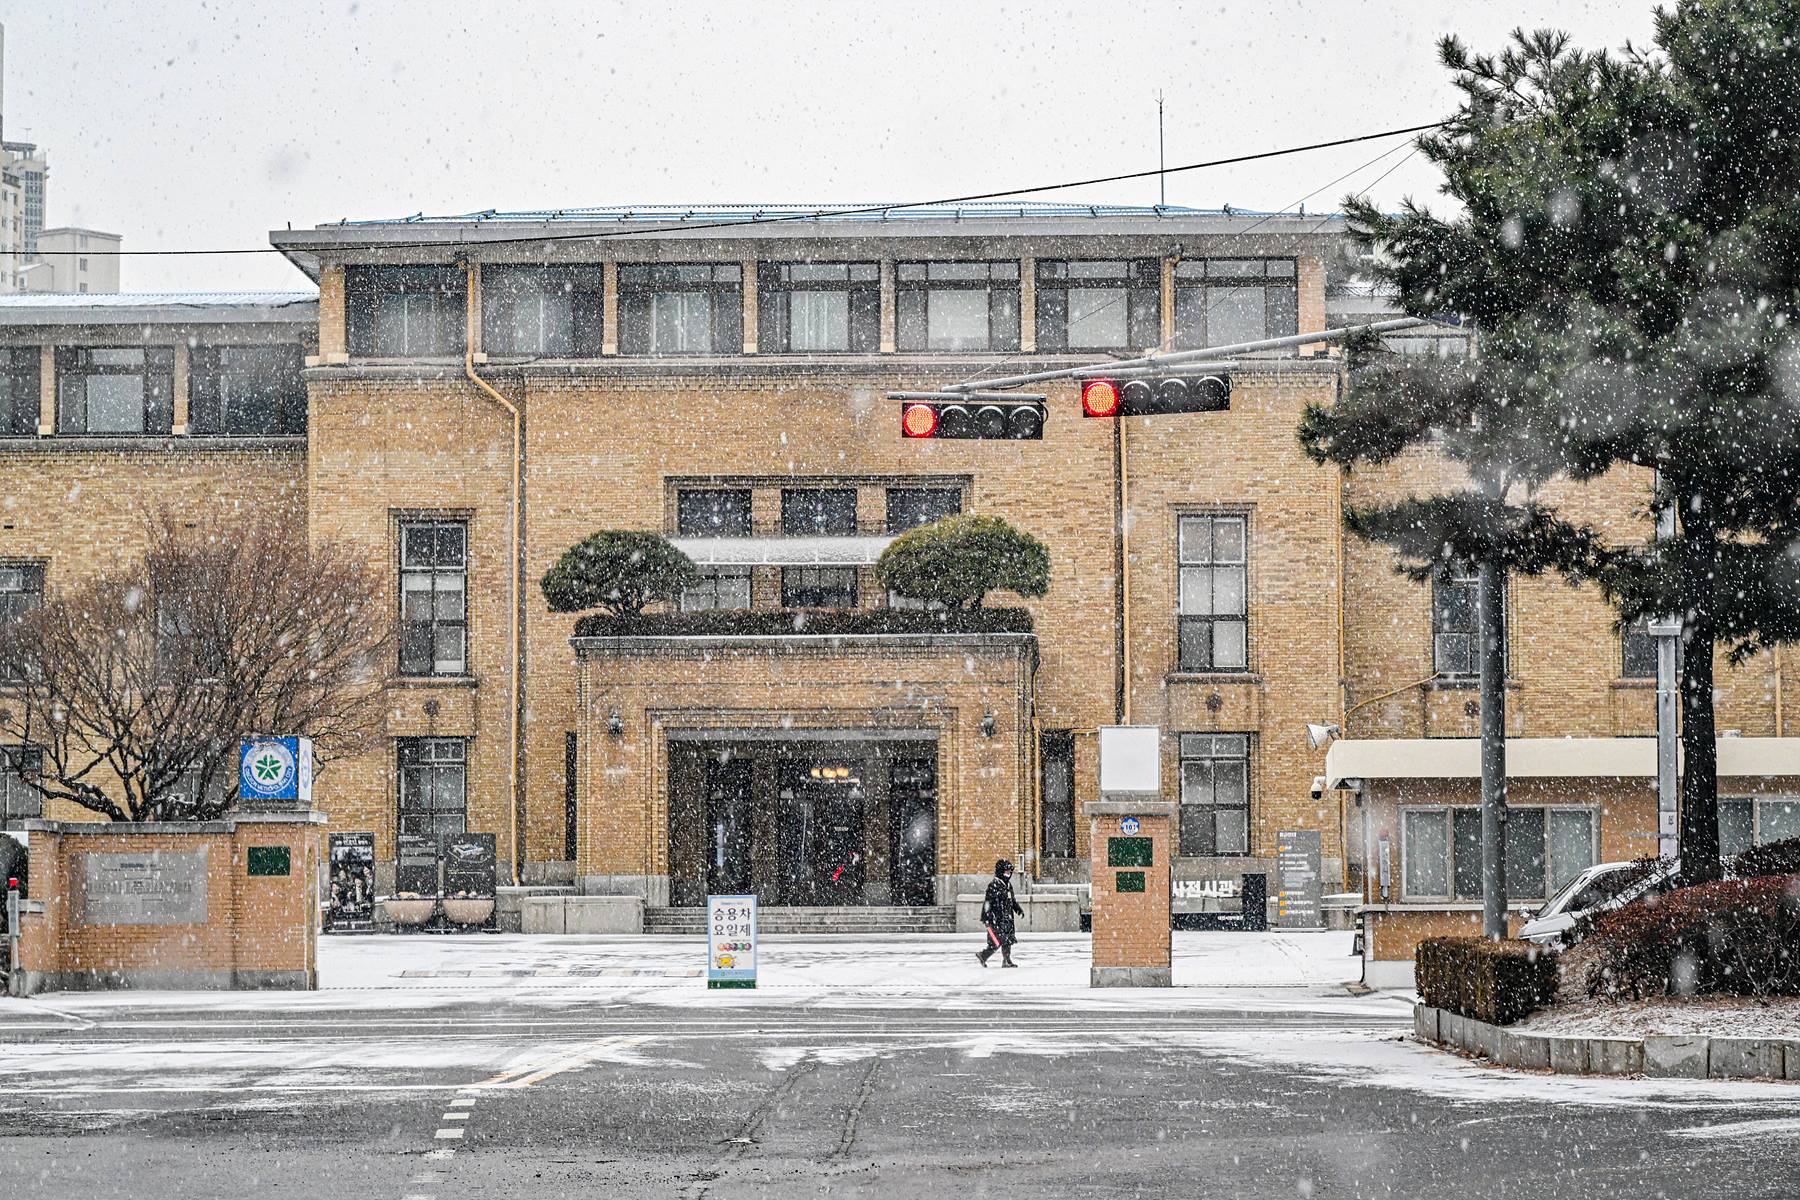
left=1120, top=816, right=1141, bottom=836
left=707, top=894, right=758, bottom=989
left=239, top=737, right=314, bottom=804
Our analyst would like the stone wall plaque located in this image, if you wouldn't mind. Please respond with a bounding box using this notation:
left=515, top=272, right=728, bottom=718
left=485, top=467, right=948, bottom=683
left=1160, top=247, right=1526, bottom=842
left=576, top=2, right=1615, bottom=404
left=79, top=850, right=209, bottom=925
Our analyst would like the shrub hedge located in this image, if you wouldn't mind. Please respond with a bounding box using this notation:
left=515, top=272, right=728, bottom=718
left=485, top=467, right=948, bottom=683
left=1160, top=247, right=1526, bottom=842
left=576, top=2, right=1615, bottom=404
left=1732, top=835, right=1800, bottom=880
left=572, top=607, right=1035, bottom=640
left=1583, top=875, right=1800, bottom=1000
left=1415, top=937, right=1559, bottom=1026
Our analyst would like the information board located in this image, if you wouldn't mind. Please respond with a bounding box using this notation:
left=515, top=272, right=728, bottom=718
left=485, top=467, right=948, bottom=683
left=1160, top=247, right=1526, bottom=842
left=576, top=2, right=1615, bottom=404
left=443, top=832, right=497, bottom=898
left=327, top=832, right=375, bottom=926
left=707, top=893, right=757, bottom=989
left=395, top=833, right=438, bottom=895
left=1275, top=829, right=1323, bottom=928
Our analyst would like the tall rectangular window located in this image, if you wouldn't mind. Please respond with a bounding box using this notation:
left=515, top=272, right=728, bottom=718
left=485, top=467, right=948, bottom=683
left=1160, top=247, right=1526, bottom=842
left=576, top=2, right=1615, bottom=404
left=782, top=488, right=858, bottom=536
left=54, top=347, right=175, bottom=435
left=399, top=521, right=467, bottom=676
left=676, top=488, right=753, bottom=537
left=782, top=566, right=857, bottom=609
left=0, top=563, right=44, bottom=683
left=482, top=265, right=605, bottom=357
left=1040, top=731, right=1076, bottom=859
left=895, top=261, right=1021, bottom=352
left=1035, top=260, right=1160, bottom=352
left=0, top=346, right=41, bottom=436
left=1178, top=733, right=1250, bottom=857
left=618, top=264, right=741, bottom=355
left=188, top=345, right=306, bottom=435
left=1621, top=616, right=1658, bottom=679
left=1432, top=566, right=1503, bottom=678
left=1401, top=805, right=1595, bottom=900
left=345, top=266, right=465, bottom=358
left=1722, top=795, right=1800, bottom=854
left=680, top=568, right=752, bottom=612
left=758, top=263, right=880, bottom=353
left=397, top=737, right=467, bottom=842
left=0, top=745, right=43, bottom=821
left=1172, top=259, right=1299, bottom=349
left=885, top=486, right=961, bottom=534
left=1177, top=515, right=1248, bottom=672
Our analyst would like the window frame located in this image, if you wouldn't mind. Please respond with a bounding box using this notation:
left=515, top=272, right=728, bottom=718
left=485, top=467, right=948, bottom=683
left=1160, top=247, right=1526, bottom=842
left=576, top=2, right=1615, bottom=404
left=1432, top=565, right=1505, bottom=679
left=1176, top=514, right=1249, bottom=673
left=1720, top=795, right=1800, bottom=856
left=1177, top=732, right=1252, bottom=858
left=781, top=565, right=858, bottom=609
left=884, top=486, right=962, bottom=534
left=398, top=520, right=469, bottom=677
left=781, top=488, right=858, bottom=537
left=53, top=346, right=176, bottom=435
left=1621, top=616, right=1659, bottom=680
left=345, top=265, right=467, bottom=359
left=480, top=264, right=606, bottom=358
left=0, top=561, right=45, bottom=683
left=0, top=744, right=44, bottom=821
left=676, top=488, right=753, bottom=538
left=188, top=343, right=307, bottom=436
left=1040, top=730, right=1077, bottom=859
left=0, top=346, right=41, bottom=436
left=617, top=263, right=742, bottom=356
left=1171, top=258, right=1299, bottom=350
left=894, top=261, right=1021, bottom=353
left=1398, top=804, right=1598, bottom=902
left=1034, top=259, right=1161, bottom=353
left=396, top=736, right=469, bottom=843
left=757, top=262, right=880, bottom=354
left=680, top=567, right=753, bottom=613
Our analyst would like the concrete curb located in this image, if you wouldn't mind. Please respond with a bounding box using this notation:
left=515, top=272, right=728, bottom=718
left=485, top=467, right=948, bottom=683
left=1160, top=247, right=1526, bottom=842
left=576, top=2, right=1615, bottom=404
left=1414, top=1004, right=1800, bottom=1081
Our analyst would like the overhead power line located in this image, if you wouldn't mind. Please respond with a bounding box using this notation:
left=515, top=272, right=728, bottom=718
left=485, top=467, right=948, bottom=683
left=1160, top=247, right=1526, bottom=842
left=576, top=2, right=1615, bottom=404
left=21, top=121, right=1442, bottom=258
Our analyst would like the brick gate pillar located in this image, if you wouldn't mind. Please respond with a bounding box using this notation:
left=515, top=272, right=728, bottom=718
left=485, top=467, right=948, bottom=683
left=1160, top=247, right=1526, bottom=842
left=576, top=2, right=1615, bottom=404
left=1087, top=725, right=1172, bottom=988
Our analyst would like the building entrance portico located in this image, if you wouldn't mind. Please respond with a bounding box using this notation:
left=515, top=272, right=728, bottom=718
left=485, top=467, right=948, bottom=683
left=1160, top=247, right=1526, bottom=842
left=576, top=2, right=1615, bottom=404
left=668, top=735, right=938, bottom=908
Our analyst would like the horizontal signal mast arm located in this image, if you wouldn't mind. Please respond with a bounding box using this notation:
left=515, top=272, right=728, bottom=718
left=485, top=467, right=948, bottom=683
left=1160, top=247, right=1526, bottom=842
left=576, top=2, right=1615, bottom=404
left=886, top=391, right=1050, bottom=403
left=940, top=317, right=1435, bottom=393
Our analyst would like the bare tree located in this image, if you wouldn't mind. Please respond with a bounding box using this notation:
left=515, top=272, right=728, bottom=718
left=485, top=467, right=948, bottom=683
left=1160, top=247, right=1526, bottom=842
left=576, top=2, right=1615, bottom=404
left=0, top=512, right=392, bottom=822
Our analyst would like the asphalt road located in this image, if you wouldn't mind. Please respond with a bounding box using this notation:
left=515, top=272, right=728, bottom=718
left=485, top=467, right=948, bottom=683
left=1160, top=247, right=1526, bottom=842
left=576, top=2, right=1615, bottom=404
left=2, top=994, right=1797, bottom=1200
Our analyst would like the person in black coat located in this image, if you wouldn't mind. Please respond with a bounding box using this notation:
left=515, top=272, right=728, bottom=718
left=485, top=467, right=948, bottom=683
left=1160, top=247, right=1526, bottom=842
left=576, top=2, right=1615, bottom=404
left=977, top=858, right=1025, bottom=968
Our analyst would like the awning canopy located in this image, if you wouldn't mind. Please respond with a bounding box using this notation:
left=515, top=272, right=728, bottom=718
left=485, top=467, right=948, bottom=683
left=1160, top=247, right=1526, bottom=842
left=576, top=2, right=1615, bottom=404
left=671, top=536, right=895, bottom=567
left=1323, top=736, right=1800, bottom=788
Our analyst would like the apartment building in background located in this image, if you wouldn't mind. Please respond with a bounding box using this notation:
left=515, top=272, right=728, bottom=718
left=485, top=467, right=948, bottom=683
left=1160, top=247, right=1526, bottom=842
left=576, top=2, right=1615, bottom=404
left=1, top=203, right=1796, bottom=979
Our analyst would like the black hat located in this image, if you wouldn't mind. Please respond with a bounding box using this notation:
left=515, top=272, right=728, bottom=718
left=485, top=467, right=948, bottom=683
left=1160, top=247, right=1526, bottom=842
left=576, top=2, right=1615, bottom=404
left=995, top=858, right=1014, bottom=877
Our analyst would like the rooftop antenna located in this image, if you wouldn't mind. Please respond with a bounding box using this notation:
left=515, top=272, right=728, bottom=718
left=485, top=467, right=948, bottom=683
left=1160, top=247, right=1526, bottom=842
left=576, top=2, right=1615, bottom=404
left=1156, top=91, right=1165, bottom=208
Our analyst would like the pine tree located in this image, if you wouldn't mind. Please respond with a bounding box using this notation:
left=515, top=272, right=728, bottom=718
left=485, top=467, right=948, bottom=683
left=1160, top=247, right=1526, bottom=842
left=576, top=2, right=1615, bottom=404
left=1300, top=31, right=1625, bottom=935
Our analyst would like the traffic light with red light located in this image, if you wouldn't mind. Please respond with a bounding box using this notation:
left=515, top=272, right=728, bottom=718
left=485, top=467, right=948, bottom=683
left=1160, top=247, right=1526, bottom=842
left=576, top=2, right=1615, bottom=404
left=900, top=401, right=1045, bottom=440
left=1081, top=374, right=1230, bottom=417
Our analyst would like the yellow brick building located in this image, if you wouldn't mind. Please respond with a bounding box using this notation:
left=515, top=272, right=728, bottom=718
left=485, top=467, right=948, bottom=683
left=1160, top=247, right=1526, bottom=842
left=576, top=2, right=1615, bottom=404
left=3, top=205, right=1797, bottom=973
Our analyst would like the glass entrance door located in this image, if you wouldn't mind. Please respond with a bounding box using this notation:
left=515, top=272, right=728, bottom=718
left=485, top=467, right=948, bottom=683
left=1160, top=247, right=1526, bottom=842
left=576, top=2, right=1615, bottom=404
left=705, top=757, right=754, bottom=895
left=889, top=757, right=938, bottom=907
left=777, top=759, right=866, bottom=905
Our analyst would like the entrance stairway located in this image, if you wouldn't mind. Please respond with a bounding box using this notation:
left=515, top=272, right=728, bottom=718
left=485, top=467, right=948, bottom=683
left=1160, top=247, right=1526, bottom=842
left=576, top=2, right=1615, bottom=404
left=644, top=905, right=957, bottom=935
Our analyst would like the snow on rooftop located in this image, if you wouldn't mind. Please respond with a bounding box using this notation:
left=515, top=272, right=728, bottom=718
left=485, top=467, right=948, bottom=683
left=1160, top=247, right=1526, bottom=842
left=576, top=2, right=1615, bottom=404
left=0, top=290, right=317, bottom=310
left=331, top=201, right=1338, bottom=227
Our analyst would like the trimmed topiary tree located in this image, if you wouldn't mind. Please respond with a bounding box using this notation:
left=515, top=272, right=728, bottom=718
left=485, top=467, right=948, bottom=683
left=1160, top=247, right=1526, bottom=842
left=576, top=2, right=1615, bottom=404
left=541, top=530, right=699, bottom=617
left=876, top=514, right=1050, bottom=610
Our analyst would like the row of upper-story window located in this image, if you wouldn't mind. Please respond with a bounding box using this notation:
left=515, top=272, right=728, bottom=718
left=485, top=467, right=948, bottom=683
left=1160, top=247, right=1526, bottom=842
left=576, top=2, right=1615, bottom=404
left=344, top=258, right=1303, bottom=359
left=0, top=344, right=306, bottom=437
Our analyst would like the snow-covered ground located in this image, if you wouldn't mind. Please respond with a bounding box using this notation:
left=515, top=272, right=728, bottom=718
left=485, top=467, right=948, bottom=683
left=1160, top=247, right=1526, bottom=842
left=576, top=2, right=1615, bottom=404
left=4, top=930, right=1385, bottom=1018
left=1517, top=995, right=1800, bottom=1040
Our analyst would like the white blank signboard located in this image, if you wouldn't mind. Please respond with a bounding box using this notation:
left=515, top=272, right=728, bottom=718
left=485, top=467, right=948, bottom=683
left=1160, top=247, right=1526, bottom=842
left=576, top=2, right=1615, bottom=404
left=1098, top=725, right=1161, bottom=794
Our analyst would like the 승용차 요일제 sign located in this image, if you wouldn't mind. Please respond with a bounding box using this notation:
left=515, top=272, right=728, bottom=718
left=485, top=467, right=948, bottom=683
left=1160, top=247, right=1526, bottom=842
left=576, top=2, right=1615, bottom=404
left=707, top=894, right=757, bottom=989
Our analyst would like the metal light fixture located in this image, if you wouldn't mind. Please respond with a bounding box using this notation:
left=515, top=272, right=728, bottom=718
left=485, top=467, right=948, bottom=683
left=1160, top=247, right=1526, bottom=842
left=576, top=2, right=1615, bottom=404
left=607, top=710, right=624, bottom=738
left=1304, top=722, right=1341, bottom=750
left=980, top=710, right=997, bottom=738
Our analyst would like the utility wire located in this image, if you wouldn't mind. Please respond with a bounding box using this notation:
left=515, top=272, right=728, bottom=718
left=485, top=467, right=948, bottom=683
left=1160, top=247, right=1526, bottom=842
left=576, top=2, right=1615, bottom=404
left=19, top=121, right=1443, bottom=258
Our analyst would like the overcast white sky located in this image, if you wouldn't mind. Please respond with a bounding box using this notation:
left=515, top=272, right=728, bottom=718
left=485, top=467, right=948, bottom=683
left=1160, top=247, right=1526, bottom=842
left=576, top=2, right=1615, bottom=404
left=1, top=1, right=1659, bottom=292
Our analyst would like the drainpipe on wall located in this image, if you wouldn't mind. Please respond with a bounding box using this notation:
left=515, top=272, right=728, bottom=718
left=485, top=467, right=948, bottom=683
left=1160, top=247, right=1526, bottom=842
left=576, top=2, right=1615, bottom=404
left=462, top=263, right=526, bottom=885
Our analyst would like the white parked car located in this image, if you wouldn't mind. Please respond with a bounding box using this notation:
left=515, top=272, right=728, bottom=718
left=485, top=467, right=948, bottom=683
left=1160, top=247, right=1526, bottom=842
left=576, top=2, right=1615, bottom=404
left=1519, top=858, right=1678, bottom=946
